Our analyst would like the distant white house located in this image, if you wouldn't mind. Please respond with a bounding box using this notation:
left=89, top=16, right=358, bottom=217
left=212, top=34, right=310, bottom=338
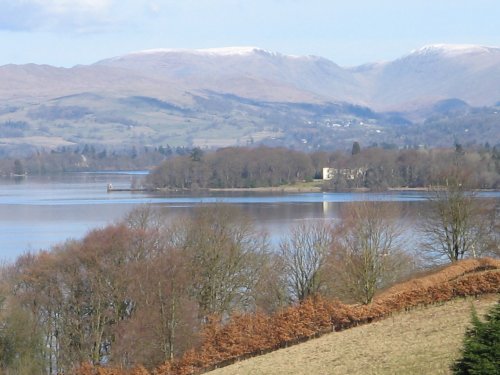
left=322, top=167, right=365, bottom=181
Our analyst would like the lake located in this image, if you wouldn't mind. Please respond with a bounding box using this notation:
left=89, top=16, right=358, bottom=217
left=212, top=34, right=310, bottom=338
left=1, top=172, right=498, bottom=262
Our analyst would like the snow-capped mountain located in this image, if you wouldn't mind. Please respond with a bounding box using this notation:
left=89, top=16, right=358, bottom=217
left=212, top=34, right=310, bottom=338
left=409, top=44, right=496, bottom=57
left=1, top=44, right=500, bottom=153
left=363, top=44, right=500, bottom=109
left=2, top=44, right=499, bottom=110
left=94, top=47, right=361, bottom=104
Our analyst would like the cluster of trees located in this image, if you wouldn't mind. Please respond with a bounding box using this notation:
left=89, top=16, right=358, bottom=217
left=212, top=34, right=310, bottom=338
left=0, top=202, right=410, bottom=373
left=0, top=145, right=194, bottom=176
left=1, top=143, right=498, bottom=190
left=312, top=143, right=500, bottom=190
left=148, top=144, right=500, bottom=190
left=147, top=147, right=314, bottom=189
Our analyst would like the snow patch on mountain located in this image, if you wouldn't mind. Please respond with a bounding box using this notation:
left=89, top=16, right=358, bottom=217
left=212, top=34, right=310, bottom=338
left=134, top=46, right=262, bottom=56
left=410, top=44, right=497, bottom=56
left=102, top=47, right=323, bottom=63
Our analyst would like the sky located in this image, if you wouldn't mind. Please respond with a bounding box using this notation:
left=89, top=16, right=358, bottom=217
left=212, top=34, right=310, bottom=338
left=1, top=0, right=499, bottom=67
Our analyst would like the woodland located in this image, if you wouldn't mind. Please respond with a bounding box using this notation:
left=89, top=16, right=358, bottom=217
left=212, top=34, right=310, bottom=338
left=1, top=144, right=499, bottom=191
left=147, top=144, right=500, bottom=190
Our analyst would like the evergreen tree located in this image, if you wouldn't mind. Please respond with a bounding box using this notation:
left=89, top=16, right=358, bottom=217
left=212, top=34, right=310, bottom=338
left=452, top=301, right=500, bottom=374
left=12, top=159, right=25, bottom=175
left=351, top=141, right=361, bottom=155
left=190, top=147, right=204, bottom=162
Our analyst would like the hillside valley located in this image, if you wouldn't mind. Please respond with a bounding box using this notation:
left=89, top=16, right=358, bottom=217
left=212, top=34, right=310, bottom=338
left=1, top=44, right=500, bottom=155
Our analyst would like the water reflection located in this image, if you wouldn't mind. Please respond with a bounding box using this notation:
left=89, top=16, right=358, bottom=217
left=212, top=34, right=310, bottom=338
left=0, top=172, right=498, bottom=262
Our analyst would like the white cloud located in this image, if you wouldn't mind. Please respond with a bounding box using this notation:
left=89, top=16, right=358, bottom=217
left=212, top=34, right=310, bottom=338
left=31, top=0, right=113, bottom=14
left=0, top=0, right=154, bottom=32
left=148, top=1, right=161, bottom=14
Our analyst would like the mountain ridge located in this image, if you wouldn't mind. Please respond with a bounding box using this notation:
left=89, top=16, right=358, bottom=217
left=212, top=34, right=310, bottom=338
left=1, top=44, right=499, bottom=153
left=4, top=43, right=499, bottom=109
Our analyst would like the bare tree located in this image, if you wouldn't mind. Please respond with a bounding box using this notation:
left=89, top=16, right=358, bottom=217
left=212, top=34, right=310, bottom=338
left=334, top=202, right=412, bottom=304
left=182, top=205, right=269, bottom=319
left=421, top=175, right=497, bottom=263
left=112, top=245, right=197, bottom=368
left=279, top=221, right=334, bottom=302
left=251, top=252, right=289, bottom=313
left=124, top=204, right=164, bottom=260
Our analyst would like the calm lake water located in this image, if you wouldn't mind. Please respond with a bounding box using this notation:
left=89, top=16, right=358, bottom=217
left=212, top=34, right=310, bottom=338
left=1, top=172, right=498, bottom=262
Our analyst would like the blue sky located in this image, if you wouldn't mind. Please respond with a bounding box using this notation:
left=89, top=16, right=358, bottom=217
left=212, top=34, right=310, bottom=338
left=1, top=0, right=499, bottom=67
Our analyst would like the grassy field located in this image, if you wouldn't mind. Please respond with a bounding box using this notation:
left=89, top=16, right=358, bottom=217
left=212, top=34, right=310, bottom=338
left=208, top=295, right=498, bottom=375
left=208, top=180, right=324, bottom=193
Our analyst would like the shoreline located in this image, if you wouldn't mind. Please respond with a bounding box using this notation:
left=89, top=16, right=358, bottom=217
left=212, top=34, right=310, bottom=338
left=154, top=186, right=500, bottom=194
left=207, top=186, right=323, bottom=193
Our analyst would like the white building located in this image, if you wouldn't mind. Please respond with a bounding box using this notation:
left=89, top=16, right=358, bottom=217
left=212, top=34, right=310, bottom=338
left=322, top=167, right=365, bottom=181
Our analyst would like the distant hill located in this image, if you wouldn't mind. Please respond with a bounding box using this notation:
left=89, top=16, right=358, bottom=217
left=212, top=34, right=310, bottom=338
left=95, top=44, right=500, bottom=110
left=94, top=47, right=359, bottom=104
left=359, top=44, right=500, bottom=110
left=1, top=44, right=500, bottom=154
